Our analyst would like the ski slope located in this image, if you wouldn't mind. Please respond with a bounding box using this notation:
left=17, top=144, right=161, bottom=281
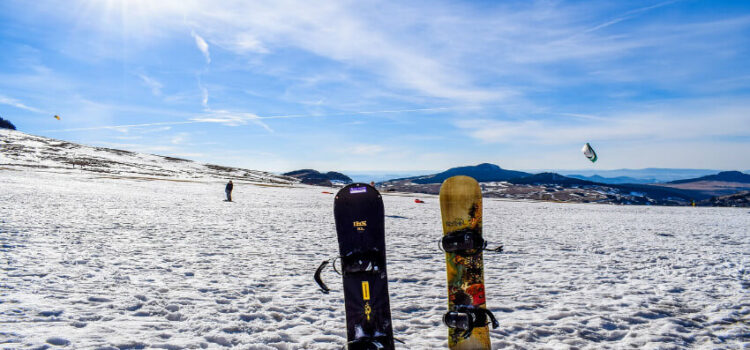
left=1, top=170, right=748, bottom=349
left=0, top=130, right=295, bottom=184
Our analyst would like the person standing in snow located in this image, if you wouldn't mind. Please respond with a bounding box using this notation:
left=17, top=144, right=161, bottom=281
left=225, top=180, right=234, bottom=202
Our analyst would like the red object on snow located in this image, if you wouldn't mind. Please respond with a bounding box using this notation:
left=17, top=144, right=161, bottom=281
left=322, top=191, right=333, bottom=194
left=414, top=199, right=425, bottom=203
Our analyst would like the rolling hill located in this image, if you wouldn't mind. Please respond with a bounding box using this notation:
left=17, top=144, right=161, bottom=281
left=0, top=130, right=297, bottom=184
left=668, top=171, right=750, bottom=184
left=282, top=169, right=353, bottom=186
left=654, top=171, right=750, bottom=197
left=407, top=163, right=530, bottom=184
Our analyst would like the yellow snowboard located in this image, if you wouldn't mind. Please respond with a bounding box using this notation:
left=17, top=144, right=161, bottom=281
left=440, top=176, right=491, bottom=350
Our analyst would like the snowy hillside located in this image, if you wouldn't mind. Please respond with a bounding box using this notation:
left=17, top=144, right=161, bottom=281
left=0, top=130, right=297, bottom=185
left=1, top=169, right=748, bottom=349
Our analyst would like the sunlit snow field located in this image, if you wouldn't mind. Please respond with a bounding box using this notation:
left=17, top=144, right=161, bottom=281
left=1, top=170, right=748, bottom=349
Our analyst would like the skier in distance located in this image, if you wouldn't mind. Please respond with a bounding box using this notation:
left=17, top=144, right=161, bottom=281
left=225, top=180, right=233, bottom=202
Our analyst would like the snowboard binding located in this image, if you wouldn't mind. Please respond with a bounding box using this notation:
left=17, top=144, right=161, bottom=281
left=345, top=337, right=387, bottom=350
left=340, top=249, right=384, bottom=275
left=443, top=304, right=500, bottom=339
left=345, top=331, right=405, bottom=350
left=314, top=249, right=385, bottom=293
left=439, top=229, right=503, bottom=256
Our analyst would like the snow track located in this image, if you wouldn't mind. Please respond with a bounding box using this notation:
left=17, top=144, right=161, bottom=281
left=1, top=171, right=748, bottom=349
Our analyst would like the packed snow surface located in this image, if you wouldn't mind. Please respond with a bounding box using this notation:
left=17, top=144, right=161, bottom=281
left=1, top=170, right=748, bottom=349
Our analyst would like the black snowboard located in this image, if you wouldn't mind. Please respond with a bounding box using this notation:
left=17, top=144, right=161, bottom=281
left=334, top=183, right=395, bottom=349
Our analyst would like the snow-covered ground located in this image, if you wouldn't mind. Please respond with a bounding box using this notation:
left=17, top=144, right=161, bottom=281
left=0, top=130, right=295, bottom=184
left=1, top=170, right=748, bottom=349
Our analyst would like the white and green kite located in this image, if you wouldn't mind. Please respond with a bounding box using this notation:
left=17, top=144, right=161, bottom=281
left=581, top=142, right=597, bottom=163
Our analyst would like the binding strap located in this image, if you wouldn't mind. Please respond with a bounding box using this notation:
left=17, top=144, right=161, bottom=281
left=314, top=259, right=331, bottom=293
left=439, top=229, right=503, bottom=255
left=440, top=229, right=486, bottom=255
left=443, top=305, right=500, bottom=339
left=314, top=256, right=343, bottom=293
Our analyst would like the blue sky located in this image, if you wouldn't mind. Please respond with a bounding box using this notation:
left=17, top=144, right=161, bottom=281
left=1, top=0, right=749, bottom=172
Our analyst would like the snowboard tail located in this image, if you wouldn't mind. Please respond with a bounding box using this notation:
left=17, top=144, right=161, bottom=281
left=440, top=176, right=494, bottom=349
left=334, top=184, right=395, bottom=349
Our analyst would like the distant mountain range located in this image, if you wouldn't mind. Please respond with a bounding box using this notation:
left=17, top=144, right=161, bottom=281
left=344, top=170, right=436, bottom=183
left=283, top=169, right=353, bottom=186
left=565, top=174, right=657, bottom=184
left=656, top=171, right=750, bottom=197
left=394, top=163, right=530, bottom=184
left=378, top=163, right=750, bottom=206
left=668, top=171, right=750, bottom=184
left=567, top=171, right=750, bottom=186
left=556, top=168, right=724, bottom=183
left=507, top=172, right=597, bottom=186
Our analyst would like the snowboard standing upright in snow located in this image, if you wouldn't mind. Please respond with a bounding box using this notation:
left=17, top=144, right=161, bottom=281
left=440, top=176, right=498, bottom=350
left=334, top=183, right=395, bottom=349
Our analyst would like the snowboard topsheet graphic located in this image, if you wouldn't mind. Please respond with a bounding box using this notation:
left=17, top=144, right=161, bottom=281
left=440, top=176, right=497, bottom=349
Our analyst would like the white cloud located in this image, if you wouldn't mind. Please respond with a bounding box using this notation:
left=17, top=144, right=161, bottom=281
left=191, top=30, right=211, bottom=64
left=171, top=132, right=189, bottom=144
left=137, top=73, right=163, bottom=96
left=0, top=95, right=44, bottom=113
left=456, top=101, right=750, bottom=145
left=114, top=135, right=142, bottom=140
left=179, top=2, right=512, bottom=102
left=200, top=86, right=209, bottom=107
left=350, top=144, right=386, bottom=155
left=141, top=126, right=172, bottom=133
left=226, top=33, right=269, bottom=54
left=192, top=109, right=273, bottom=132
left=27, top=1, right=750, bottom=104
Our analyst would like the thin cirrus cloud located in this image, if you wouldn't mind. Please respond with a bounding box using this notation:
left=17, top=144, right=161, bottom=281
left=456, top=102, right=750, bottom=145
left=170, top=132, right=190, bottom=145
left=193, top=109, right=273, bottom=133
left=350, top=144, right=386, bottom=155
left=179, top=1, right=748, bottom=103
left=191, top=30, right=211, bottom=64
left=40, top=106, right=473, bottom=133
left=0, top=95, right=45, bottom=114
left=200, top=87, right=209, bottom=108
left=183, top=1, right=509, bottom=103
left=137, top=73, right=163, bottom=96
left=26, top=1, right=749, bottom=103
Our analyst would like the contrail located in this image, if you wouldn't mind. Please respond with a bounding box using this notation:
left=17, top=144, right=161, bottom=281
left=41, top=106, right=478, bottom=132
left=259, top=106, right=463, bottom=119
left=42, top=121, right=199, bottom=132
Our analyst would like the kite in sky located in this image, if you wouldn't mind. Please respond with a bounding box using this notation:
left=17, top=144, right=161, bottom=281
left=582, top=142, right=597, bottom=163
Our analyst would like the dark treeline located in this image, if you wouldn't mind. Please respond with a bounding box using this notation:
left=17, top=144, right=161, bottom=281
left=0, top=117, right=17, bottom=130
